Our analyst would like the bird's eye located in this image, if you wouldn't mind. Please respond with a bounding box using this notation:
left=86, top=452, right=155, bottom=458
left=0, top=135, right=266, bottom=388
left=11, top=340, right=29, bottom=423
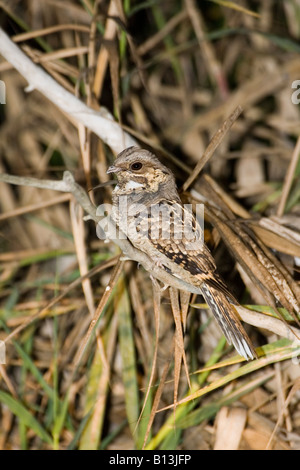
left=130, top=162, right=143, bottom=171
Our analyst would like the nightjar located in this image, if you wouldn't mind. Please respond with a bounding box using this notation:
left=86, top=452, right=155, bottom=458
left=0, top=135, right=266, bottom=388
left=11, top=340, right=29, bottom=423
left=107, top=146, right=256, bottom=360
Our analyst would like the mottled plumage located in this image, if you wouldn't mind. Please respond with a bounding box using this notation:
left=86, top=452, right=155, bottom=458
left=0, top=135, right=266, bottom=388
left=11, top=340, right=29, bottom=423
left=107, top=147, right=256, bottom=360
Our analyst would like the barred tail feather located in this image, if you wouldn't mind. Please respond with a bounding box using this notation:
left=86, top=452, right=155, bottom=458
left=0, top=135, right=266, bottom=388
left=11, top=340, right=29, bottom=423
left=201, top=283, right=257, bottom=360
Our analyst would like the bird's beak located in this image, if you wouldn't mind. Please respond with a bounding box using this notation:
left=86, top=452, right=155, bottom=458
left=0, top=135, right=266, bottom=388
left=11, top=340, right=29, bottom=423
left=106, top=165, right=121, bottom=174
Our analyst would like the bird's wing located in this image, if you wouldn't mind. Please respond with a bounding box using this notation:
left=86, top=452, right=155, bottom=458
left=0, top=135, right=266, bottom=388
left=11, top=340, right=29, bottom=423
left=132, top=200, right=256, bottom=360
left=133, top=200, right=234, bottom=299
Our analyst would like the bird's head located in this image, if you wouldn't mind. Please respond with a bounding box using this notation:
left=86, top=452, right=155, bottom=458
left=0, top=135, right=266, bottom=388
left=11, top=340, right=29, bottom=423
left=107, top=147, right=177, bottom=196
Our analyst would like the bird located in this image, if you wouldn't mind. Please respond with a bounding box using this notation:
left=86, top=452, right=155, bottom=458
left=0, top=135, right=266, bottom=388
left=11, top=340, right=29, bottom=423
left=107, top=146, right=257, bottom=360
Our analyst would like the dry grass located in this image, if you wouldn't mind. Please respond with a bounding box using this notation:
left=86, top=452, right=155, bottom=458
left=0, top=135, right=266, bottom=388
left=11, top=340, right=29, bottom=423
left=0, top=0, right=300, bottom=450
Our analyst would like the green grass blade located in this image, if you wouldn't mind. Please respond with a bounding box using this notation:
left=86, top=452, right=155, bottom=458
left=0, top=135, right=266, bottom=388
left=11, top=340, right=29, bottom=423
left=167, top=339, right=300, bottom=407
left=13, top=341, right=55, bottom=399
left=116, top=275, right=140, bottom=446
left=146, top=337, right=226, bottom=450
left=79, top=347, right=108, bottom=450
left=0, top=390, right=52, bottom=445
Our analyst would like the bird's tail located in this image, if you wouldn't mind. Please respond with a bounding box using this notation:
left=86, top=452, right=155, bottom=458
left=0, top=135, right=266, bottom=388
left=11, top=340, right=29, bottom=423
left=201, top=282, right=257, bottom=360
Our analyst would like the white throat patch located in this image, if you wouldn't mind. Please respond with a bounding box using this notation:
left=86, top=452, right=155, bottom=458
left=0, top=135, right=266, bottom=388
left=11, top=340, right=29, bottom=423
left=125, top=180, right=144, bottom=190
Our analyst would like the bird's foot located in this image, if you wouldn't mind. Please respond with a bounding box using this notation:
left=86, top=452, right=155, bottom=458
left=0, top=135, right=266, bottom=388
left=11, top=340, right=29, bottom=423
left=150, top=274, right=169, bottom=292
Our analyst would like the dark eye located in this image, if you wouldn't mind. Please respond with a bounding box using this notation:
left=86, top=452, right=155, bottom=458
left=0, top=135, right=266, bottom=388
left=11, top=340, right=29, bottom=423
left=130, top=162, right=143, bottom=171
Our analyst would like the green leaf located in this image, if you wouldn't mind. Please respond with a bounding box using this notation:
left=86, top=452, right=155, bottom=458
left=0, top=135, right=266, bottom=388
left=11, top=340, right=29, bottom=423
left=13, top=342, right=54, bottom=399
left=0, top=391, right=52, bottom=445
left=116, top=276, right=140, bottom=446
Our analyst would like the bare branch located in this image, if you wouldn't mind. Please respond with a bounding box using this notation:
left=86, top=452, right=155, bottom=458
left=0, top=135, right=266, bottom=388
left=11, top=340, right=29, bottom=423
left=0, top=28, right=137, bottom=154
